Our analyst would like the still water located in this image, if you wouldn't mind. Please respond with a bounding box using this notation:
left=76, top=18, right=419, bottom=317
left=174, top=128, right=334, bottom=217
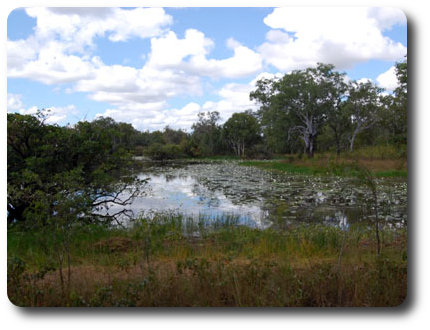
left=107, top=161, right=407, bottom=229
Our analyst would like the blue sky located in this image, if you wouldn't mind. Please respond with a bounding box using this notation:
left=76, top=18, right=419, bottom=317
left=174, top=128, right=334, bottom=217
left=7, top=7, right=407, bottom=131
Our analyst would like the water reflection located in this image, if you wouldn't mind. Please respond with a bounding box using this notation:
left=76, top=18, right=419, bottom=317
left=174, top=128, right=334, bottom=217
left=116, top=172, right=270, bottom=228
left=109, top=162, right=407, bottom=229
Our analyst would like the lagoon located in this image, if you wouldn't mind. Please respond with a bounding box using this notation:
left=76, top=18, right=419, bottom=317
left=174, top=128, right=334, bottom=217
left=106, top=161, right=407, bottom=229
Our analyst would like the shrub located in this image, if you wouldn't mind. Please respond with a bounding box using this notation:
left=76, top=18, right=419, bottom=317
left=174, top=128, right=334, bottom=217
left=246, top=144, right=273, bottom=160
left=144, top=143, right=185, bottom=161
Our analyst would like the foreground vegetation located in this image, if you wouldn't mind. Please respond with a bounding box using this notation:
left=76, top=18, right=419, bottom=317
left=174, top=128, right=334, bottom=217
left=8, top=216, right=407, bottom=307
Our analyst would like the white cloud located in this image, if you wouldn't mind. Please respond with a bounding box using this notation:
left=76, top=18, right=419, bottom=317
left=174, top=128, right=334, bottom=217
left=96, top=101, right=203, bottom=131
left=43, top=105, right=80, bottom=124
left=200, top=72, right=283, bottom=122
left=14, top=105, right=79, bottom=125
left=8, top=92, right=80, bottom=125
left=7, top=38, right=38, bottom=70
left=7, top=93, right=24, bottom=111
left=367, top=7, right=407, bottom=30
left=24, top=7, right=172, bottom=51
left=94, top=82, right=256, bottom=131
left=75, top=64, right=139, bottom=94
left=357, top=77, right=373, bottom=85
left=186, top=43, right=262, bottom=78
left=7, top=8, right=173, bottom=83
left=8, top=10, right=261, bottom=116
left=259, top=7, right=407, bottom=71
left=93, top=71, right=285, bottom=131
left=211, top=83, right=258, bottom=119
left=146, top=31, right=262, bottom=79
left=8, top=40, right=98, bottom=84
left=147, top=29, right=213, bottom=67
left=75, top=63, right=202, bottom=107
left=226, top=37, right=241, bottom=49
left=7, top=7, right=407, bottom=132
left=376, top=66, right=399, bottom=91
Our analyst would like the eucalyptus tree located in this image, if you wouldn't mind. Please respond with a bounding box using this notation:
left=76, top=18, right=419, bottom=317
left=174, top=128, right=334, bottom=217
left=163, top=125, right=188, bottom=145
left=345, top=81, right=382, bottom=151
left=393, top=58, right=407, bottom=145
left=251, top=63, right=345, bottom=157
left=191, top=111, right=222, bottom=156
left=387, top=58, right=407, bottom=145
left=323, top=71, right=350, bottom=154
left=222, top=111, right=261, bottom=157
left=395, top=58, right=407, bottom=97
left=250, top=77, right=290, bottom=153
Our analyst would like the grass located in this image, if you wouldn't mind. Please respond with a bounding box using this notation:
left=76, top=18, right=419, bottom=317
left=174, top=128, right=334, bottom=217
left=196, top=155, right=241, bottom=161
left=240, top=146, right=407, bottom=178
left=8, top=215, right=407, bottom=307
left=240, top=160, right=407, bottom=178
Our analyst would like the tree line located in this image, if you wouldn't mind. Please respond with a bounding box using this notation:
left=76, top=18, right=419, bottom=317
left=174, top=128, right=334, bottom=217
left=251, top=60, right=407, bottom=157
left=97, top=59, right=406, bottom=160
left=113, top=59, right=406, bottom=159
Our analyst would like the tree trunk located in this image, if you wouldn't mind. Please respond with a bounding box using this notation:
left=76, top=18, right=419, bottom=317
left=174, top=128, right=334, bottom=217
left=58, top=252, right=64, bottom=296
left=303, top=133, right=311, bottom=157
left=308, top=137, right=314, bottom=158
left=333, top=127, right=341, bottom=155
left=305, top=134, right=315, bottom=158
left=303, top=117, right=317, bottom=158
left=349, top=129, right=358, bottom=152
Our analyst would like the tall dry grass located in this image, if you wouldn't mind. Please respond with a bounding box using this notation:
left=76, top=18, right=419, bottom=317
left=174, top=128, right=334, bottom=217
left=8, top=216, right=407, bottom=307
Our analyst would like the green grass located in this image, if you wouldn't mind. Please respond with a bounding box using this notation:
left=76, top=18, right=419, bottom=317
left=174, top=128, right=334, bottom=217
left=374, top=170, right=407, bottom=178
left=8, top=215, right=407, bottom=307
left=240, top=159, right=407, bottom=178
left=188, top=155, right=241, bottom=162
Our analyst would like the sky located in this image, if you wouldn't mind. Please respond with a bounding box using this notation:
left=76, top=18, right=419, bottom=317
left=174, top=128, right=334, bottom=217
left=6, top=7, right=407, bottom=131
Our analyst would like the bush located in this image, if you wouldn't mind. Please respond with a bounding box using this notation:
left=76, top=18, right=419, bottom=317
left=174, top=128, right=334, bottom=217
left=134, top=145, right=145, bottom=156
left=349, top=145, right=404, bottom=160
left=144, top=143, right=185, bottom=161
left=246, top=144, right=273, bottom=160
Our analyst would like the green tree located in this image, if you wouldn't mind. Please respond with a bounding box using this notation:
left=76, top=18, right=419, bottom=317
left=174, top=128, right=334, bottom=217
left=7, top=113, right=144, bottom=226
left=250, top=78, right=290, bottom=153
left=7, top=113, right=146, bottom=294
left=393, top=58, right=407, bottom=145
left=323, top=70, right=350, bottom=154
left=191, top=111, right=222, bottom=156
left=162, top=126, right=188, bottom=145
left=251, top=63, right=344, bottom=157
left=222, top=111, right=261, bottom=157
left=381, top=57, right=407, bottom=146
left=345, top=81, right=382, bottom=151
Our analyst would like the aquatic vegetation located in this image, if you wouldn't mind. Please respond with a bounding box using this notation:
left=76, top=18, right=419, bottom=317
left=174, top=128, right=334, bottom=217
left=111, top=161, right=407, bottom=230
